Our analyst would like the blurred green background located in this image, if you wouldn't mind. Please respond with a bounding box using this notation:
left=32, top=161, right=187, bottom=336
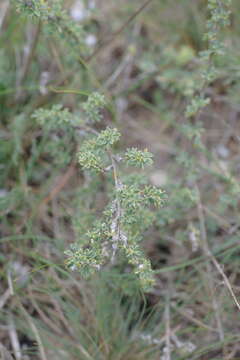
left=1, top=1, right=240, bottom=359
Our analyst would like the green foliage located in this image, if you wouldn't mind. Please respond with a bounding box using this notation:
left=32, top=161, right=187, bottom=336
left=82, top=92, right=106, bottom=123
left=78, top=127, right=120, bottom=171
left=118, top=184, right=163, bottom=214
left=156, top=185, right=197, bottom=226
left=95, top=127, right=121, bottom=149
left=14, top=0, right=86, bottom=50
left=124, top=148, right=153, bottom=168
left=32, top=104, right=72, bottom=127
left=185, top=0, right=232, bottom=118
left=31, top=104, right=76, bottom=167
left=14, top=0, right=63, bottom=19
left=185, top=95, right=210, bottom=118
left=205, top=0, right=232, bottom=56
left=179, top=121, right=205, bottom=149
left=30, top=91, right=164, bottom=290
left=66, top=107, right=164, bottom=289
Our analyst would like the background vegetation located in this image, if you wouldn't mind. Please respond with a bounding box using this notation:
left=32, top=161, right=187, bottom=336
left=1, top=0, right=240, bottom=359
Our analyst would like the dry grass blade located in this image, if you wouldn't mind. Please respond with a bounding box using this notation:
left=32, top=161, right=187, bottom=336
left=0, top=0, right=9, bottom=31
left=18, top=303, right=47, bottom=360
left=0, top=344, right=14, bottom=360
left=8, top=316, right=22, bottom=360
left=196, top=185, right=240, bottom=312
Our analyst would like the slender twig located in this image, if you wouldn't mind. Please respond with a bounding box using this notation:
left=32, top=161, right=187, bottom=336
left=210, top=255, right=240, bottom=311
left=28, top=289, right=63, bottom=336
left=196, top=185, right=240, bottom=311
left=86, top=0, right=155, bottom=62
left=16, top=22, right=41, bottom=99
left=7, top=269, right=14, bottom=296
left=0, top=344, right=14, bottom=360
left=108, top=152, right=126, bottom=263
left=22, top=22, right=41, bottom=82
left=171, top=303, right=218, bottom=333
left=164, top=290, right=171, bottom=360
left=19, top=303, right=48, bottom=360
left=29, top=0, right=153, bottom=111
left=0, top=288, right=11, bottom=309
left=8, top=316, right=22, bottom=360
left=0, top=0, right=9, bottom=31
left=195, top=184, right=225, bottom=341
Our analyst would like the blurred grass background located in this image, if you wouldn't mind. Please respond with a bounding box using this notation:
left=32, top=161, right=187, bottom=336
left=1, top=0, right=240, bottom=359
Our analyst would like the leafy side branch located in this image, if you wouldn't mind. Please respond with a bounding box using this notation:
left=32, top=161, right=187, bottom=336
left=32, top=93, right=164, bottom=290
